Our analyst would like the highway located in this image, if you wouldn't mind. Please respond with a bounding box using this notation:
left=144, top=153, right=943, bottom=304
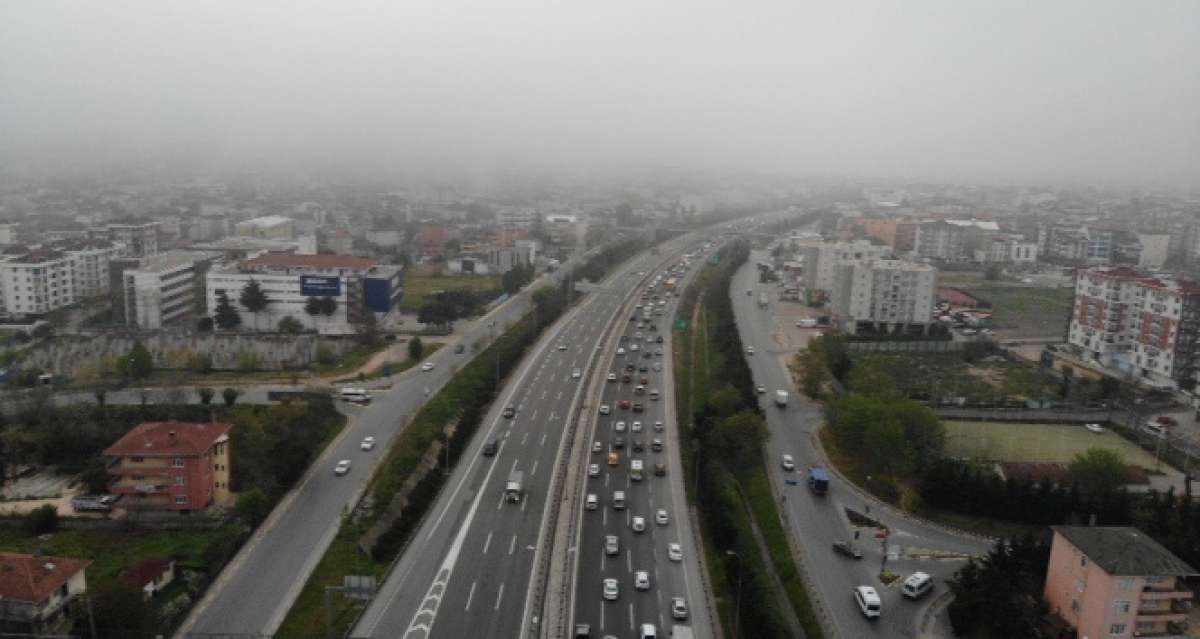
left=176, top=267, right=571, bottom=637
left=731, top=253, right=990, bottom=638
left=351, top=240, right=694, bottom=639
left=569, top=252, right=712, bottom=638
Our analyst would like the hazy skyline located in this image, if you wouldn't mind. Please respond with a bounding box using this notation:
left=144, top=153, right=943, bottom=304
left=2, top=1, right=1197, bottom=187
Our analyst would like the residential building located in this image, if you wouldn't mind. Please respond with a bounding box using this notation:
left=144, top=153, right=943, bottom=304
left=1137, top=233, right=1171, bottom=270
left=893, top=220, right=919, bottom=252
left=1067, top=267, right=1200, bottom=389
left=913, top=220, right=965, bottom=261
left=205, top=253, right=402, bottom=333
left=830, top=259, right=937, bottom=334
left=105, top=221, right=159, bottom=257
left=446, top=256, right=491, bottom=275
left=104, top=421, right=232, bottom=512
left=0, top=247, right=75, bottom=317
left=852, top=217, right=899, bottom=246
left=122, top=559, right=176, bottom=600
left=417, top=223, right=446, bottom=258
left=1044, top=526, right=1196, bottom=639
left=0, top=224, right=17, bottom=245
left=234, top=215, right=296, bottom=240
left=496, top=206, right=538, bottom=228
left=984, top=235, right=1039, bottom=264
left=1040, top=224, right=1140, bottom=265
left=121, top=251, right=218, bottom=329
left=797, top=239, right=890, bottom=295
left=0, top=552, right=91, bottom=635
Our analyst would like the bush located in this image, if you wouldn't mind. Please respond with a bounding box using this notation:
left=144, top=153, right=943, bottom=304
left=315, top=345, right=338, bottom=367
left=236, top=352, right=259, bottom=373
left=24, top=504, right=58, bottom=535
left=222, top=387, right=240, bottom=406
left=236, top=488, right=271, bottom=527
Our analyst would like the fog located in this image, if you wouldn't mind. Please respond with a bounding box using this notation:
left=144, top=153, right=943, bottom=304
left=2, top=1, right=1197, bottom=186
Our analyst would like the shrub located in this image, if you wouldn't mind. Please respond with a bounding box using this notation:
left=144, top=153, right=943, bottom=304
left=24, top=504, right=58, bottom=535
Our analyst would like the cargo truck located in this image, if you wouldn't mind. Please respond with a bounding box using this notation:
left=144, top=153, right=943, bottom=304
left=807, top=467, right=830, bottom=495
left=505, top=471, right=524, bottom=503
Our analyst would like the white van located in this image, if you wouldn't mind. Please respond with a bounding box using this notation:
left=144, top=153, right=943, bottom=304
left=630, top=459, right=644, bottom=482
left=339, top=388, right=370, bottom=404
left=613, top=491, right=626, bottom=510
left=1142, top=421, right=1170, bottom=440
left=586, top=494, right=598, bottom=510
left=649, top=389, right=660, bottom=401
left=902, top=572, right=933, bottom=599
left=639, top=623, right=657, bottom=639
left=853, top=586, right=881, bottom=619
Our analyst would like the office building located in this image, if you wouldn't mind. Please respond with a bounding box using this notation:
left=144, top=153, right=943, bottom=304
left=105, top=221, right=160, bottom=257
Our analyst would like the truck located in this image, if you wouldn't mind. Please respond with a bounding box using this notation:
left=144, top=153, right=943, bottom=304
left=774, top=390, right=789, bottom=407
left=505, top=471, right=524, bottom=503
left=757, top=292, right=769, bottom=308
left=807, top=467, right=830, bottom=495
left=630, top=459, right=644, bottom=482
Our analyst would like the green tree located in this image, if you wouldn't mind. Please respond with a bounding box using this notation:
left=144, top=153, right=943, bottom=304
left=408, top=336, right=424, bottom=361
left=236, top=352, right=258, bottom=373
left=222, top=387, right=240, bottom=407
left=239, top=279, right=272, bottom=331
left=92, top=582, right=160, bottom=638
left=797, top=350, right=829, bottom=399
left=847, top=360, right=899, bottom=399
left=984, top=263, right=1003, bottom=281
left=305, top=296, right=337, bottom=328
left=893, top=400, right=946, bottom=469
left=189, top=352, right=214, bottom=373
left=213, top=290, right=242, bottom=330
left=1070, top=447, right=1127, bottom=497
left=358, top=311, right=380, bottom=346
left=236, top=487, right=271, bottom=526
left=126, top=341, right=154, bottom=380
left=708, top=410, right=768, bottom=470
left=863, top=417, right=913, bottom=476
left=277, top=315, right=304, bottom=334
left=24, top=503, right=58, bottom=535
left=198, top=387, right=215, bottom=405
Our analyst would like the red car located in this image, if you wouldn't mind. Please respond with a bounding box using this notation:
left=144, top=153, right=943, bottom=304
left=639, top=375, right=649, bottom=385
left=619, top=399, right=631, bottom=410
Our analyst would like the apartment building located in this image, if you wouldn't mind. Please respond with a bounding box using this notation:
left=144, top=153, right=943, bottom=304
left=105, top=221, right=159, bottom=257
left=121, top=250, right=218, bottom=329
left=1044, top=526, right=1195, bottom=639
left=911, top=219, right=999, bottom=262
left=0, top=553, right=91, bottom=636
left=984, top=235, right=1040, bottom=264
left=104, top=421, right=232, bottom=512
left=206, top=253, right=403, bottom=333
left=797, top=239, right=890, bottom=294
left=1067, top=267, right=1200, bottom=389
left=234, top=215, right=295, bottom=240
left=1040, top=224, right=1141, bottom=266
left=830, top=259, right=937, bottom=334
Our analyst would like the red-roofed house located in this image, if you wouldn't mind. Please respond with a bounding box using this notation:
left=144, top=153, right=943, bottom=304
left=122, top=558, right=176, bottom=599
left=0, top=552, right=91, bottom=635
left=104, top=421, right=232, bottom=512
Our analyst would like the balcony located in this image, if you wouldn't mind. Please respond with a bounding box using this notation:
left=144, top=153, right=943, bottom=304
left=1142, top=588, right=1193, bottom=601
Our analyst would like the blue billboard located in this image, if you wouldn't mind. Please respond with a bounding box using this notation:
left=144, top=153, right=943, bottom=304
left=300, top=275, right=341, bottom=297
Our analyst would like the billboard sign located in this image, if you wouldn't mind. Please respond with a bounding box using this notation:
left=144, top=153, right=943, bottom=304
left=301, top=275, right=341, bottom=297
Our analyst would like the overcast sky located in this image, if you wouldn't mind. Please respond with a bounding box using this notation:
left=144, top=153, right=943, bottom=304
left=2, top=1, right=1197, bottom=187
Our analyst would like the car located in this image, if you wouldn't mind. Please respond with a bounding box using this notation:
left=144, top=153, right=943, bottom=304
left=832, top=540, right=863, bottom=559
left=454, top=343, right=465, bottom=354
left=853, top=586, right=882, bottom=619
left=630, top=343, right=640, bottom=352
left=671, top=597, right=688, bottom=620
left=781, top=454, right=795, bottom=471
left=655, top=348, right=663, bottom=356
left=667, top=543, right=683, bottom=562
left=586, top=493, right=599, bottom=510
left=558, top=344, right=568, bottom=351
left=655, top=335, right=663, bottom=343
left=574, top=622, right=590, bottom=638
left=654, top=463, right=666, bottom=477
left=603, top=578, right=619, bottom=601
left=635, top=332, right=643, bottom=340
left=360, top=436, right=377, bottom=451
left=605, top=535, right=620, bottom=556
left=592, top=440, right=603, bottom=453
left=756, top=385, right=766, bottom=394
left=617, top=347, right=626, bottom=355
left=643, top=351, right=653, bottom=359
left=631, top=516, right=646, bottom=532
left=1086, top=423, right=1105, bottom=434
left=651, top=438, right=663, bottom=452
left=503, top=405, right=516, bottom=418
left=631, top=420, right=643, bottom=433
left=746, top=346, right=755, bottom=355
left=652, top=362, right=662, bottom=371
left=655, top=508, right=669, bottom=525
left=483, top=438, right=499, bottom=456
left=654, top=421, right=664, bottom=432
left=599, top=404, right=611, bottom=415
left=607, top=372, right=617, bottom=382
left=639, top=364, right=649, bottom=372
left=589, top=463, right=600, bottom=477
left=632, top=402, right=644, bottom=413
left=334, top=459, right=351, bottom=476
left=420, top=362, right=435, bottom=372
left=639, top=375, right=649, bottom=385
left=572, top=368, right=582, bottom=379
left=619, top=400, right=631, bottom=410
left=625, top=363, right=636, bottom=372
left=615, top=420, right=627, bottom=433
left=634, top=570, right=650, bottom=591
left=632, top=439, right=644, bottom=452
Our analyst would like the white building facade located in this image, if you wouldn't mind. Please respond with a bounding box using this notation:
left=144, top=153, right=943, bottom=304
left=797, top=239, right=890, bottom=294
left=122, top=251, right=216, bottom=329
left=830, top=259, right=937, bottom=334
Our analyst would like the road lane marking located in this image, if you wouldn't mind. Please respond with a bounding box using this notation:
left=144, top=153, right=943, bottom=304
left=521, top=432, right=529, bottom=445
left=494, top=583, right=504, bottom=611
left=531, top=409, right=539, bottom=421
left=508, top=535, right=517, bottom=555
left=464, top=581, right=476, bottom=612
left=540, top=433, right=547, bottom=447
left=483, top=532, right=492, bottom=554
left=628, top=602, right=634, bottom=631
left=530, top=460, right=539, bottom=477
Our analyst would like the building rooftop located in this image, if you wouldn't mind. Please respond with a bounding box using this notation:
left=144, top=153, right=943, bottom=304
left=121, top=558, right=172, bottom=589
left=0, top=553, right=91, bottom=603
left=243, top=253, right=375, bottom=270
left=190, top=237, right=303, bottom=252
left=105, top=421, right=231, bottom=458
left=130, top=250, right=217, bottom=274
left=1052, top=526, right=1198, bottom=577
left=238, top=215, right=294, bottom=228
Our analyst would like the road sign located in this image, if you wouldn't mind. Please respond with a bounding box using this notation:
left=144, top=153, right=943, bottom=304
left=674, top=319, right=688, bottom=330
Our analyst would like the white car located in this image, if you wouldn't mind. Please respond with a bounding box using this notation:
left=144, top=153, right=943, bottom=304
left=655, top=508, right=669, bottom=526
left=781, top=454, right=795, bottom=471
left=671, top=597, right=689, bottom=620
left=599, top=404, right=611, bottom=415
left=420, top=362, right=435, bottom=372
left=654, top=421, right=664, bottom=432
left=603, top=578, right=619, bottom=601
left=615, top=421, right=627, bottom=433
left=630, top=343, right=640, bottom=352
left=634, top=570, right=651, bottom=591
left=360, top=436, right=377, bottom=451
left=631, top=421, right=643, bottom=433
left=667, top=543, right=683, bottom=562
left=631, top=516, right=646, bottom=532
left=334, top=459, right=351, bottom=476
left=853, top=586, right=882, bottom=619
left=746, top=346, right=755, bottom=355
left=756, top=385, right=766, bottom=394
left=589, top=463, right=600, bottom=477
left=558, top=344, right=568, bottom=351
left=572, top=368, right=581, bottom=379
left=592, top=440, right=603, bottom=453
left=607, top=372, right=617, bottom=382
left=1086, top=423, right=1105, bottom=434
left=617, top=348, right=626, bottom=356
left=653, top=362, right=662, bottom=371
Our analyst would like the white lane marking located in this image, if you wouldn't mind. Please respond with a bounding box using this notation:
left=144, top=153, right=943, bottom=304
left=521, top=432, right=529, bottom=445
left=496, top=493, right=504, bottom=511
left=548, top=411, right=556, bottom=421
left=482, top=532, right=492, bottom=554
left=530, top=460, right=539, bottom=477
left=508, top=535, right=517, bottom=555
left=541, top=390, right=548, bottom=399
left=521, top=495, right=528, bottom=512
left=626, top=548, right=632, bottom=572
left=602, top=507, right=607, bottom=526
left=540, top=433, right=547, bottom=447
left=600, top=597, right=606, bottom=630
left=464, top=581, right=476, bottom=612
left=494, top=583, right=504, bottom=611
left=510, top=458, right=518, bottom=473
left=557, top=391, right=564, bottom=400
left=628, top=602, right=634, bottom=631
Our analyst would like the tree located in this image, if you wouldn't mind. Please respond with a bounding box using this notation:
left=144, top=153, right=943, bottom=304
left=236, top=352, right=258, bottom=373
left=707, top=410, right=768, bottom=470
left=408, top=336, right=424, bottom=362
left=239, top=279, right=271, bottom=331
left=305, top=296, right=337, bottom=330
left=236, top=487, right=271, bottom=526
left=1070, top=447, right=1127, bottom=498
left=984, top=263, right=1003, bottom=281
left=797, top=350, right=828, bottom=398
left=198, top=387, right=215, bottom=405
left=92, top=582, right=159, bottom=638
left=357, top=311, right=380, bottom=346
left=196, top=316, right=214, bottom=332
left=222, top=387, right=240, bottom=407
left=126, top=341, right=154, bottom=380
left=863, top=418, right=914, bottom=476
left=24, top=504, right=58, bottom=535
left=214, top=290, right=242, bottom=330
left=847, top=360, right=899, bottom=399
left=277, top=315, right=304, bottom=334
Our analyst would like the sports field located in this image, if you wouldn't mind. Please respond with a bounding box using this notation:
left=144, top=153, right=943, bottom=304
left=943, top=420, right=1161, bottom=467
left=399, top=273, right=502, bottom=311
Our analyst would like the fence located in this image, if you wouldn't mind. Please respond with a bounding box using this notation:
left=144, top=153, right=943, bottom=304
left=843, top=340, right=963, bottom=353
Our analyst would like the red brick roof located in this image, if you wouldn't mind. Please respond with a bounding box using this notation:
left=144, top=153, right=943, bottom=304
left=243, top=253, right=374, bottom=269
left=104, top=421, right=231, bottom=457
left=0, top=553, right=91, bottom=603
left=121, top=558, right=171, bottom=588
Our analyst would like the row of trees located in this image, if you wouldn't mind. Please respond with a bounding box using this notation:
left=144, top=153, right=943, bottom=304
left=211, top=279, right=341, bottom=332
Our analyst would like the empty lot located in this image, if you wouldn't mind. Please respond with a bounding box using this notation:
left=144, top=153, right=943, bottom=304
left=944, top=420, right=1161, bottom=467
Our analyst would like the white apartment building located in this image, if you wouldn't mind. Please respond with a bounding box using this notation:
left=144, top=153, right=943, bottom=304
left=68, top=242, right=123, bottom=300
left=106, top=222, right=159, bottom=257
left=1137, top=233, right=1171, bottom=270
left=797, top=239, right=890, bottom=294
left=122, top=251, right=217, bottom=329
left=206, top=254, right=402, bottom=334
left=984, top=236, right=1039, bottom=264
left=830, top=259, right=937, bottom=334
left=0, top=224, right=17, bottom=245
left=0, top=242, right=122, bottom=317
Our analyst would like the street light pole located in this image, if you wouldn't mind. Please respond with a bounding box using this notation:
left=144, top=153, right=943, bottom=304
left=725, top=549, right=742, bottom=638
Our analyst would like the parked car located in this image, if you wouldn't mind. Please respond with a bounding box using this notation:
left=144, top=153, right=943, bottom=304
left=832, top=540, right=863, bottom=559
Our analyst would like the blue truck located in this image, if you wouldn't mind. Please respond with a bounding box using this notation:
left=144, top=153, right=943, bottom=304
left=807, top=467, right=830, bottom=495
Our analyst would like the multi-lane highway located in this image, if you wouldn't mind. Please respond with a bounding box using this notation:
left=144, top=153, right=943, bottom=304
left=569, top=254, right=711, bottom=638
left=351, top=241, right=694, bottom=639
left=177, top=265, right=577, bottom=637
left=731, top=253, right=989, bottom=638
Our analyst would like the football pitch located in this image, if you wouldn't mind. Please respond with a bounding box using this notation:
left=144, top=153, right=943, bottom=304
left=943, top=420, right=1161, bottom=467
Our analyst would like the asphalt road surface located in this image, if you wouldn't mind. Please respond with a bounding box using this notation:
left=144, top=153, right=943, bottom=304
left=569, top=254, right=712, bottom=638
left=177, top=266, right=570, bottom=637
left=732, top=255, right=989, bottom=638
left=352, top=242, right=695, bottom=639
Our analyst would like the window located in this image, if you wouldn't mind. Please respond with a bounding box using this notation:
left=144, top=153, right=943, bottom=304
left=132, top=456, right=144, bottom=463
left=1109, top=623, right=1126, bottom=635
left=174, top=496, right=188, bottom=505
left=1081, top=556, right=1088, bottom=567
left=1118, top=578, right=1134, bottom=591
left=1113, top=600, right=1130, bottom=614
left=173, top=457, right=185, bottom=468
left=174, top=475, right=185, bottom=485
left=1076, top=577, right=1086, bottom=593
left=1071, top=599, right=1081, bottom=616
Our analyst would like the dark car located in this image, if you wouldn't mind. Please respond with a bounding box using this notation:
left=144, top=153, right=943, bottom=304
left=482, top=439, right=499, bottom=456
left=632, top=439, right=644, bottom=452
left=455, top=343, right=465, bottom=354
left=638, top=364, right=649, bottom=372
left=625, top=363, right=636, bottom=372
left=621, top=373, right=632, bottom=383
left=651, top=438, right=663, bottom=452
left=632, top=402, right=644, bottom=413
left=655, top=335, right=663, bottom=343
left=832, top=540, right=863, bottom=559
left=613, top=436, right=626, bottom=450
left=502, top=406, right=516, bottom=418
